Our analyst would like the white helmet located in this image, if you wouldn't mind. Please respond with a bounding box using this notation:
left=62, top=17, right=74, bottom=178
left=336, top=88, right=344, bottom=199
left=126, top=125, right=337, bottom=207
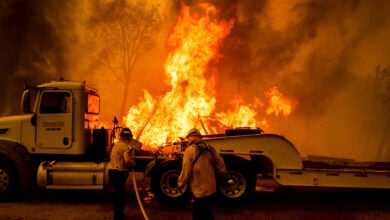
left=186, top=128, right=202, bottom=138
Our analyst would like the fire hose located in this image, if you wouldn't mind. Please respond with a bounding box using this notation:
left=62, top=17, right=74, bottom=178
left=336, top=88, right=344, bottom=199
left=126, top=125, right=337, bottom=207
left=132, top=168, right=149, bottom=220
left=131, top=144, right=149, bottom=220
left=121, top=95, right=164, bottom=220
left=129, top=96, right=163, bottom=220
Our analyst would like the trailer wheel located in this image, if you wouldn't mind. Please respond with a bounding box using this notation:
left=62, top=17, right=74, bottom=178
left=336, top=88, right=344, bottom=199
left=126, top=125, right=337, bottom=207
left=150, top=160, right=191, bottom=206
left=218, top=159, right=257, bottom=205
left=0, top=157, right=18, bottom=200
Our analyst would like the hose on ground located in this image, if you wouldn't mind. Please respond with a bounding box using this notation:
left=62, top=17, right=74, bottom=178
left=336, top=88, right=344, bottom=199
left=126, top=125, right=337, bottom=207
left=131, top=144, right=149, bottom=220
left=132, top=168, right=149, bottom=220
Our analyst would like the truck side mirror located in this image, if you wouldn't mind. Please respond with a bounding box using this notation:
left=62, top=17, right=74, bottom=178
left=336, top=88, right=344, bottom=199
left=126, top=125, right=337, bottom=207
left=21, top=90, right=32, bottom=113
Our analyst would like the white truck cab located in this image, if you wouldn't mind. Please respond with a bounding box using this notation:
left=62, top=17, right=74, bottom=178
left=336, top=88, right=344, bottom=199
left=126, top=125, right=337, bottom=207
left=0, top=79, right=109, bottom=199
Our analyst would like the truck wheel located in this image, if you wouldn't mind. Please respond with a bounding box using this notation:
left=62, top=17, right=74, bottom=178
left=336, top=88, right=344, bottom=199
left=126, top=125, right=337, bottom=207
left=0, top=158, right=18, bottom=200
left=150, top=160, right=191, bottom=206
left=218, top=162, right=257, bottom=205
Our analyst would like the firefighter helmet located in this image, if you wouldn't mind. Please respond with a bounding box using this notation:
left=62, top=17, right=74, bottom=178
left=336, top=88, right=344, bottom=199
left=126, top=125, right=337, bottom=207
left=120, top=127, right=133, bottom=138
left=186, top=128, right=202, bottom=138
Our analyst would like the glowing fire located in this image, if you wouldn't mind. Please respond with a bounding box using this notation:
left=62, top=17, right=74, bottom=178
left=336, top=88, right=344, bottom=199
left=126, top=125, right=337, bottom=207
left=265, top=86, right=297, bottom=116
left=124, top=3, right=297, bottom=148
left=215, top=96, right=261, bottom=128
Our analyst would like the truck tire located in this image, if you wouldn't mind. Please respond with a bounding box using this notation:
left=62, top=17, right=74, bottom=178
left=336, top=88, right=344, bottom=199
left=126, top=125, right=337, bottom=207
left=150, top=159, right=191, bottom=206
left=0, top=141, right=33, bottom=201
left=217, top=157, right=257, bottom=205
left=0, top=157, right=18, bottom=200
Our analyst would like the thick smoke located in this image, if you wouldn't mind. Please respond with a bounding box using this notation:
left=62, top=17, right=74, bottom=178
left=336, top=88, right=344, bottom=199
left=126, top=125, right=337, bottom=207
left=213, top=0, right=390, bottom=161
left=218, top=0, right=385, bottom=117
left=0, top=0, right=87, bottom=115
left=0, top=0, right=389, bottom=161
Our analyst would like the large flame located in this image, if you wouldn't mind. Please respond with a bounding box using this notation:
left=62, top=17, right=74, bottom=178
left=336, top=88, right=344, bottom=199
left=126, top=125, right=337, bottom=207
left=265, top=86, right=297, bottom=116
left=215, top=96, right=260, bottom=129
left=125, top=3, right=297, bottom=148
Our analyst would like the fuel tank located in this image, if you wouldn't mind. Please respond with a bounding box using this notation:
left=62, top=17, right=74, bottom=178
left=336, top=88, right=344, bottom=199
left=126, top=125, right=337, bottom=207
left=37, top=161, right=109, bottom=190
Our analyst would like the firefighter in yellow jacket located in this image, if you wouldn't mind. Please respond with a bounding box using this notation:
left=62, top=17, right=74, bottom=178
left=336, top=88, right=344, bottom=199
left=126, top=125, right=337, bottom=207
left=178, top=128, right=227, bottom=220
left=108, top=127, right=141, bottom=220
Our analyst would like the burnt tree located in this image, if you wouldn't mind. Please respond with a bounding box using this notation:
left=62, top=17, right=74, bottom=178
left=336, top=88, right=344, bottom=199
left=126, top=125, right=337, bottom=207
left=89, top=0, right=161, bottom=119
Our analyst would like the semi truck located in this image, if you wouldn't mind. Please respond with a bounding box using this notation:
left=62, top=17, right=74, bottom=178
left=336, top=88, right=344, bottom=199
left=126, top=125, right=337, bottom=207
left=1, top=79, right=390, bottom=205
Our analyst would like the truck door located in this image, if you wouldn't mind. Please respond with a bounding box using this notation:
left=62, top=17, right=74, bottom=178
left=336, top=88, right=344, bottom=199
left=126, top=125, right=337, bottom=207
left=36, top=90, right=73, bottom=149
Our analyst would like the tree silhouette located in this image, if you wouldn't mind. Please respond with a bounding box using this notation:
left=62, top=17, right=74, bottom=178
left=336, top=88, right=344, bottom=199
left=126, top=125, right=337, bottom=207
left=366, top=65, right=390, bottom=160
left=89, top=0, right=161, bottom=119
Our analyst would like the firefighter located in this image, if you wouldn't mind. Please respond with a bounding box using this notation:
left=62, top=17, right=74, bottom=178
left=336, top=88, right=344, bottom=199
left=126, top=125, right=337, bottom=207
left=178, top=128, right=227, bottom=220
left=108, top=127, right=137, bottom=220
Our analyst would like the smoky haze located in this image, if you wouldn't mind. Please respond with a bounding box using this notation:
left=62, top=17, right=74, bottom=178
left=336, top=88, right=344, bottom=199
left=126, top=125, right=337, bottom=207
left=0, top=0, right=389, bottom=161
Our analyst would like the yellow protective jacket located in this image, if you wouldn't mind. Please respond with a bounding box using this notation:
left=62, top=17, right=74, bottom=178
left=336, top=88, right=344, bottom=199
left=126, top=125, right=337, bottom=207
left=178, top=141, right=227, bottom=198
left=108, top=139, right=136, bottom=172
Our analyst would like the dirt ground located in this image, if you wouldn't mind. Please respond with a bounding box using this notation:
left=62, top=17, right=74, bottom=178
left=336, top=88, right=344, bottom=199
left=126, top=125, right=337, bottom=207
left=1, top=174, right=390, bottom=220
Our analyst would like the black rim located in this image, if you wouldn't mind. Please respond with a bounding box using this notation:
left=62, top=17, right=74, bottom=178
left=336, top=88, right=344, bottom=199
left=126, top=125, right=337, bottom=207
left=159, top=169, right=187, bottom=198
left=0, top=168, right=10, bottom=193
left=219, top=170, right=247, bottom=199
